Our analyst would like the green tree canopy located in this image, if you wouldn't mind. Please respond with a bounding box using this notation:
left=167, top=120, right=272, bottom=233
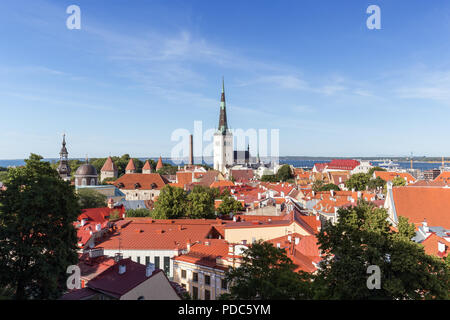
left=222, top=241, right=313, bottom=300
left=276, top=164, right=294, bottom=182
left=187, top=191, right=215, bottom=219
left=152, top=185, right=187, bottom=219
left=77, top=188, right=107, bottom=209
left=0, top=154, right=80, bottom=299
left=156, top=163, right=178, bottom=176
left=261, top=174, right=278, bottom=182
left=317, top=183, right=341, bottom=192
left=345, top=173, right=371, bottom=191
left=367, top=176, right=386, bottom=190
left=217, top=195, right=244, bottom=216
left=392, top=176, right=407, bottom=187
left=126, top=208, right=152, bottom=217
left=314, top=201, right=449, bottom=299
left=368, top=166, right=387, bottom=176
left=312, top=179, right=324, bottom=192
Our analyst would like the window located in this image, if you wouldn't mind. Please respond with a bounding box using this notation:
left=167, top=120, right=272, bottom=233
left=204, top=289, right=210, bottom=300
left=193, top=272, right=198, bottom=283
left=137, top=256, right=140, bottom=264
left=181, top=269, right=187, bottom=279
left=154, top=256, right=160, bottom=270
left=221, top=279, right=227, bottom=290
left=163, top=256, right=170, bottom=275
left=145, top=256, right=150, bottom=265
left=192, top=286, right=198, bottom=300
left=204, top=275, right=210, bottom=286
left=181, top=283, right=186, bottom=289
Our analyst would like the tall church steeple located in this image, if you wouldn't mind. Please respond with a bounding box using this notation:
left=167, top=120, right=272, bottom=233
left=57, top=133, right=71, bottom=181
left=218, top=77, right=228, bottom=134
left=213, top=78, right=234, bottom=174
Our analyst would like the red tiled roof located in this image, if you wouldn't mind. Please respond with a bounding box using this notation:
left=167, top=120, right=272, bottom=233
left=327, top=159, right=360, bottom=170
left=125, top=159, right=136, bottom=171
left=421, top=233, right=449, bottom=258
left=230, top=169, right=254, bottom=182
left=143, top=160, right=152, bottom=170
left=86, top=258, right=163, bottom=298
left=314, top=163, right=328, bottom=172
left=95, top=219, right=220, bottom=250
left=113, top=173, right=168, bottom=190
left=176, top=172, right=193, bottom=187
left=392, top=187, right=450, bottom=229
left=375, top=171, right=416, bottom=183
left=266, top=233, right=321, bottom=273
left=156, top=156, right=163, bottom=170
left=101, top=156, right=117, bottom=172
left=210, top=180, right=234, bottom=188
left=173, top=239, right=230, bottom=269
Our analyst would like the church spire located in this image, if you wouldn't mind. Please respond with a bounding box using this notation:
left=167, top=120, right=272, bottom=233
left=57, top=133, right=71, bottom=180
left=60, top=133, right=68, bottom=157
left=218, top=77, right=228, bottom=135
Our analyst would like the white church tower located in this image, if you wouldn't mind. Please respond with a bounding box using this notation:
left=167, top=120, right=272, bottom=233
left=213, top=78, right=234, bottom=174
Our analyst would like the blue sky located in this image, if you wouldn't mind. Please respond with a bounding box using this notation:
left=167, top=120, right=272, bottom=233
left=1, top=0, right=450, bottom=159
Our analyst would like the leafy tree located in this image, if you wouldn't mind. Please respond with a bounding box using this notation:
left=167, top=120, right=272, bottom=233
left=345, top=173, right=371, bottom=191
left=368, top=166, right=387, bottom=176
left=156, top=163, right=178, bottom=176
left=317, top=183, right=340, bottom=192
left=312, top=179, right=325, bottom=192
left=0, top=170, right=9, bottom=182
left=313, top=201, right=449, bottom=300
left=217, top=195, right=243, bottom=216
left=187, top=191, right=215, bottom=219
left=261, top=174, right=278, bottom=182
left=222, top=241, right=313, bottom=299
left=367, top=176, right=386, bottom=190
left=152, top=185, right=187, bottom=219
left=276, top=164, right=293, bottom=182
left=0, top=154, right=79, bottom=299
left=101, top=177, right=117, bottom=184
left=392, top=176, right=406, bottom=187
left=77, top=188, right=107, bottom=209
left=126, top=208, right=152, bottom=217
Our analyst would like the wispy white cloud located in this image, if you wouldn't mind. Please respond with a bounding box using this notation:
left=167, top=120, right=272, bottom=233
left=395, top=70, right=450, bottom=103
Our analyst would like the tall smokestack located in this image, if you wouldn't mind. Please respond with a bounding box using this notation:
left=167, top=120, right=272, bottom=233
left=189, top=134, right=194, bottom=165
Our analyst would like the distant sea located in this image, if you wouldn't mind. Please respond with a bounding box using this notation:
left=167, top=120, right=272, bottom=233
left=0, top=158, right=442, bottom=171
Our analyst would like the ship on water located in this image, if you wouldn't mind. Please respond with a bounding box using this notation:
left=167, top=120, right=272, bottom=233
left=378, top=159, right=401, bottom=171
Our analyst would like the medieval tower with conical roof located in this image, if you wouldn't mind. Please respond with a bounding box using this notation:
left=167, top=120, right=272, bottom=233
left=213, top=78, right=233, bottom=173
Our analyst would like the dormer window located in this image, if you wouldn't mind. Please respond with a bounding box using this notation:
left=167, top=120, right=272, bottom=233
left=151, top=183, right=157, bottom=189
left=118, top=182, right=125, bottom=188
left=134, top=183, right=141, bottom=189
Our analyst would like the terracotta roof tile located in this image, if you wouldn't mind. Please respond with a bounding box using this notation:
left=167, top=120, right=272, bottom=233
left=392, top=186, right=450, bottom=229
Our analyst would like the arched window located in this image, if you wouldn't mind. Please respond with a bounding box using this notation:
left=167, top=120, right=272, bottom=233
left=82, top=178, right=87, bottom=186
left=90, top=178, right=96, bottom=185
